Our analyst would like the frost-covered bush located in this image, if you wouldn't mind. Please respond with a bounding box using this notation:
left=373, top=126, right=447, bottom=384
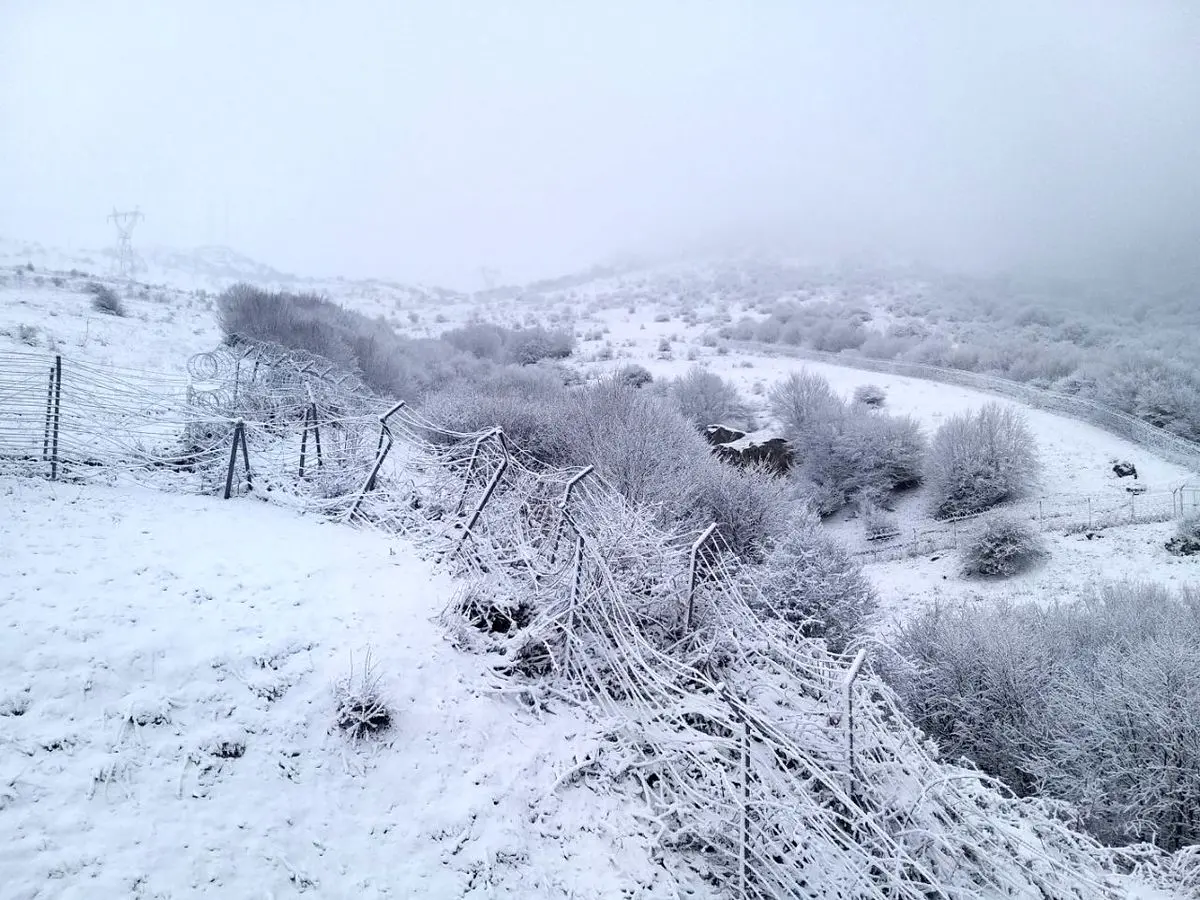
left=768, top=369, right=843, bottom=438
left=333, top=649, right=391, bottom=740
left=756, top=509, right=877, bottom=652
left=887, top=582, right=1200, bottom=850
left=771, top=370, right=924, bottom=514
left=927, top=403, right=1039, bottom=519
left=852, top=383, right=887, bottom=407
left=667, top=366, right=754, bottom=431
left=614, top=363, right=653, bottom=389
left=420, top=370, right=573, bottom=465
left=687, top=462, right=790, bottom=563
left=559, top=377, right=709, bottom=517
left=87, top=282, right=126, bottom=316
left=217, top=283, right=486, bottom=399
left=962, top=515, right=1046, bottom=577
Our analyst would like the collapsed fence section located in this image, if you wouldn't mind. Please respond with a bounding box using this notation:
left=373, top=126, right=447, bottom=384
left=353, top=408, right=1177, bottom=899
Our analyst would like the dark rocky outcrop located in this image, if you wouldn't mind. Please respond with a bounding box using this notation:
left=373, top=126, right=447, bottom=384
left=704, top=424, right=747, bottom=446
left=1112, top=461, right=1138, bottom=479
left=713, top=429, right=794, bottom=475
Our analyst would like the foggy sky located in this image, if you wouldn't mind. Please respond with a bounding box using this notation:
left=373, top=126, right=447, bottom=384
left=2, top=1, right=1198, bottom=288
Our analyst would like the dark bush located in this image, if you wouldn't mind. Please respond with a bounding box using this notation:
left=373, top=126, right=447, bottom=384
left=87, top=282, right=126, bottom=316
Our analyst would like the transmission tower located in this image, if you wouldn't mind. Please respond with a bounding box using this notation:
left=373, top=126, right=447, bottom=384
left=479, top=266, right=500, bottom=290
left=107, top=206, right=145, bottom=277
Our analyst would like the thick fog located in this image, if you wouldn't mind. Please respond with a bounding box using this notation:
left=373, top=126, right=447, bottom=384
left=2, top=1, right=1197, bottom=287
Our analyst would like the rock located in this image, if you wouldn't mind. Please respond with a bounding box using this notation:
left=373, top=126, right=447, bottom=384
left=704, top=424, right=746, bottom=446
left=713, top=429, right=793, bottom=475
left=1112, top=461, right=1138, bottom=479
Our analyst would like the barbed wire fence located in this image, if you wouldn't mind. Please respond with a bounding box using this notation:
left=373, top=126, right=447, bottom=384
left=1, top=345, right=1196, bottom=899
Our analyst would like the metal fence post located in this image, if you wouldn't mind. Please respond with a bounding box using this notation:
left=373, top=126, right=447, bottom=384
left=550, top=465, right=594, bottom=564
left=223, top=419, right=247, bottom=499
left=455, top=428, right=496, bottom=515
left=349, top=400, right=406, bottom=518
left=453, top=430, right=511, bottom=557
left=49, top=355, right=62, bottom=480
left=844, top=648, right=868, bottom=799
left=42, top=363, right=55, bottom=461
left=683, top=522, right=719, bottom=635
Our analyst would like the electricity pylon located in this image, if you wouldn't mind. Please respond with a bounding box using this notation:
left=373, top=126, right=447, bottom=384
left=107, top=206, right=145, bottom=277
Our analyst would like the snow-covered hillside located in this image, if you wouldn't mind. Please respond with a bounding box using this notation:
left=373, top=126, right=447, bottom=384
left=2, top=245, right=1198, bottom=898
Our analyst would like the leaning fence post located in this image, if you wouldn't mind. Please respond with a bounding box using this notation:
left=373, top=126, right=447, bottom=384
left=223, top=419, right=248, bottom=499
left=49, top=355, right=62, bottom=481
left=682, top=522, right=719, bottom=635
left=455, top=429, right=497, bottom=515
left=453, top=430, right=511, bottom=557
left=844, top=648, right=868, bottom=799
left=719, top=683, right=750, bottom=900
left=561, top=531, right=586, bottom=671
left=348, top=400, right=406, bottom=518
left=549, top=465, right=594, bottom=564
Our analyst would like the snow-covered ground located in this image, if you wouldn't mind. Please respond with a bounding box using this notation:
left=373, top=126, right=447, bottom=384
left=0, top=475, right=696, bottom=899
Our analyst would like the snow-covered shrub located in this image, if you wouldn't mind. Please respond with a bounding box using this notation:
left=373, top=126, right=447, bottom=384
left=87, top=282, right=126, bottom=316
left=667, top=366, right=754, bottom=431
left=1166, top=514, right=1200, bottom=556
left=559, top=377, right=708, bottom=517
left=687, top=461, right=790, bottom=563
left=861, top=501, right=899, bottom=541
left=767, top=369, right=843, bottom=438
left=420, top=370, right=574, bottom=465
left=217, top=283, right=486, bottom=399
left=772, top=371, right=924, bottom=514
left=888, top=582, right=1200, bottom=850
left=507, top=326, right=575, bottom=365
left=853, top=383, right=887, bottom=408
left=614, top=363, right=653, bottom=389
left=755, top=509, right=877, bottom=652
left=333, top=649, right=391, bottom=740
left=962, top=515, right=1046, bottom=577
left=927, top=402, right=1039, bottom=519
